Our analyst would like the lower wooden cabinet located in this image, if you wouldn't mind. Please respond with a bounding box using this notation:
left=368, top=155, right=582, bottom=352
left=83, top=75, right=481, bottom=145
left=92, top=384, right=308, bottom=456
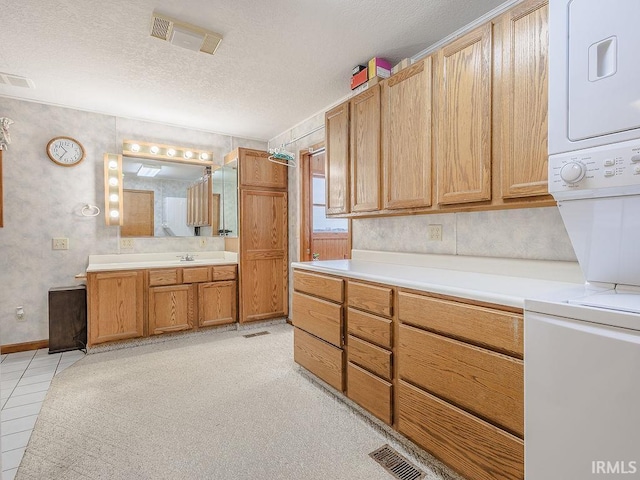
left=198, top=281, right=237, bottom=327
left=347, top=362, right=392, bottom=424
left=88, top=270, right=145, bottom=345
left=294, top=327, right=344, bottom=391
left=292, top=292, right=343, bottom=347
left=397, top=380, right=524, bottom=480
left=148, top=284, right=194, bottom=335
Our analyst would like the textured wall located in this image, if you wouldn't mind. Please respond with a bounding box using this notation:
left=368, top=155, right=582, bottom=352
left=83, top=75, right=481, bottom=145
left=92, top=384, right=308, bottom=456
left=0, top=97, right=265, bottom=345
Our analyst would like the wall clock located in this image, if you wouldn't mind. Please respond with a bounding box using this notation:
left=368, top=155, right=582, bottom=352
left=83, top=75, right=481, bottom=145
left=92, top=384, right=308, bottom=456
left=46, top=136, right=86, bottom=167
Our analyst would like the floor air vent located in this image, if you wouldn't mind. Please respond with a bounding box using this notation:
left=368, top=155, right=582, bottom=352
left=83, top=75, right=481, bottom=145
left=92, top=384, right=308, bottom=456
left=243, top=331, right=270, bottom=338
left=369, top=445, right=425, bottom=480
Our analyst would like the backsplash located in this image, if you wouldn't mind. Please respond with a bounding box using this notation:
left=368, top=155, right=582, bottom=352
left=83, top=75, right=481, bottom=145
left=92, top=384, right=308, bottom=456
left=0, top=97, right=264, bottom=345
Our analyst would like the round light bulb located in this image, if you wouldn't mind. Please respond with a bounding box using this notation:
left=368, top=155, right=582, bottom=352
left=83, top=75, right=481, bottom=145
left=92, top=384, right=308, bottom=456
left=109, top=177, right=118, bottom=186
left=167, top=148, right=176, bottom=157
left=130, top=144, right=140, bottom=152
left=199, top=152, right=209, bottom=161
left=150, top=146, right=160, bottom=154
left=109, top=193, right=119, bottom=202
left=184, top=150, right=193, bottom=159
left=109, top=210, right=120, bottom=218
left=108, top=160, right=118, bottom=170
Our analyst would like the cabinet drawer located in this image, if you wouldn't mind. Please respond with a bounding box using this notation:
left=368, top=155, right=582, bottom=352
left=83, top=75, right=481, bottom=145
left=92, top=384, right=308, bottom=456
left=293, top=292, right=342, bottom=347
left=294, top=327, right=344, bottom=392
left=347, top=362, right=392, bottom=425
left=182, top=266, right=211, bottom=284
left=398, top=291, right=523, bottom=358
left=149, top=268, right=181, bottom=286
left=347, top=335, right=392, bottom=381
left=397, top=381, right=523, bottom=480
left=347, top=308, right=392, bottom=349
left=399, top=324, right=523, bottom=437
left=293, top=270, right=344, bottom=303
left=348, top=281, right=393, bottom=317
left=212, top=265, right=237, bottom=281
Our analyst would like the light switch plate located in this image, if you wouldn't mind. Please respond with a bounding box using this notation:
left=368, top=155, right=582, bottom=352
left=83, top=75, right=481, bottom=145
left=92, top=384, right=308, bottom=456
left=52, top=237, right=69, bottom=250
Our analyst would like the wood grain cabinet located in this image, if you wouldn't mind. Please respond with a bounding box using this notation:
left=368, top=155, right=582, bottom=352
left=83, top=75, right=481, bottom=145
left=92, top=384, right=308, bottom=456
left=87, top=270, right=145, bottom=345
left=148, top=284, right=193, bottom=335
left=382, top=57, right=433, bottom=210
left=325, top=102, right=350, bottom=215
left=397, top=289, right=524, bottom=480
left=494, top=0, right=550, bottom=201
left=198, top=280, right=237, bottom=327
left=435, top=23, right=493, bottom=206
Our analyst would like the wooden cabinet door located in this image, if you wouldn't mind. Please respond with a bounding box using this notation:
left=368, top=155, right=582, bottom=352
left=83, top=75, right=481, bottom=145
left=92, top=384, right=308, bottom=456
left=88, top=270, right=144, bottom=345
left=325, top=101, right=350, bottom=215
left=435, top=23, right=492, bottom=205
left=350, top=85, right=381, bottom=212
left=240, top=189, right=288, bottom=323
left=239, top=148, right=287, bottom=190
left=496, top=0, right=550, bottom=199
left=148, top=284, right=193, bottom=335
left=382, top=58, right=433, bottom=209
left=198, top=280, right=237, bottom=327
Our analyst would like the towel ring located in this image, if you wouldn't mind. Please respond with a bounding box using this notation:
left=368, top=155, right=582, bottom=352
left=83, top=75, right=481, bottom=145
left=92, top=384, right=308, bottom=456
left=81, top=204, right=101, bottom=217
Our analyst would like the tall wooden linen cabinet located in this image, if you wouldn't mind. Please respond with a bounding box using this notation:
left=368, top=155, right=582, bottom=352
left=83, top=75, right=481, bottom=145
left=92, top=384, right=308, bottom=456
left=224, top=148, right=288, bottom=324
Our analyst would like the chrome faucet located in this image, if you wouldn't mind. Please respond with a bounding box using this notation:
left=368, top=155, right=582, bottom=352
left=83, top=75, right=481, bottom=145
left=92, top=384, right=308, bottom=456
left=177, top=253, right=196, bottom=262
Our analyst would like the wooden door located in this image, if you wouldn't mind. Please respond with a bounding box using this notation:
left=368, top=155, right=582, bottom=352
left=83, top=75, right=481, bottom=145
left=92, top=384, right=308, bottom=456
left=435, top=23, right=492, bottom=205
left=382, top=58, right=433, bottom=210
left=240, top=189, right=288, bottom=323
left=350, top=85, right=381, bottom=212
left=325, top=102, right=350, bottom=215
left=239, top=148, right=287, bottom=189
left=88, top=270, right=144, bottom=345
left=148, top=284, right=193, bottom=335
left=301, top=148, right=350, bottom=261
left=122, top=189, right=154, bottom=236
left=198, top=280, right=237, bottom=327
left=496, top=0, right=550, bottom=199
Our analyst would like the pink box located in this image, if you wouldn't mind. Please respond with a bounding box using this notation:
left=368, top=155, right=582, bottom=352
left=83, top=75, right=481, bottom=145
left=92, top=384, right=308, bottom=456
left=368, top=57, right=392, bottom=79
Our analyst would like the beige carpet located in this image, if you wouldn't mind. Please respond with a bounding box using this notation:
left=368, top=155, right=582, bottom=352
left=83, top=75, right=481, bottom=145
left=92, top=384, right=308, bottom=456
left=16, top=324, right=453, bottom=480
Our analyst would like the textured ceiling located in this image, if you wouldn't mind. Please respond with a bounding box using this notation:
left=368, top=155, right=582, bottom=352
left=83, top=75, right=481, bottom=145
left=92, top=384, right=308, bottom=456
left=1, top=0, right=506, bottom=140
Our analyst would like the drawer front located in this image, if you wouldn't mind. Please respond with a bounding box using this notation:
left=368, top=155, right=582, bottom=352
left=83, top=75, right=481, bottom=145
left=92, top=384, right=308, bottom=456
left=347, top=308, right=392, bottom=349
left=348, top=281, right=393, bottom=317
left=212, top=265, right=237, bottom=281
left=182, top=267, right=211, bottom=284
left=294, top=327, right=344, bottom=392
left=397, top=381, right=524, bottom=480
left=398, top=291, right=523, bottom=358
left=294, top=270, right=344, bottom=303
left=149, top=268, right=181, bottom=286
left=347, top=335, right=392, bottom=381
left=399, top=324, right=523, bottom=437
left=347, top=362, right=392, bottom=425
left=293, top=292, right=343, bottom=347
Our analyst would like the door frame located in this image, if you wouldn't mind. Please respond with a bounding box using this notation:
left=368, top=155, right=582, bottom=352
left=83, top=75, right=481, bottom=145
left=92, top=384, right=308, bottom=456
left=299, top=142, right=351, bottom=262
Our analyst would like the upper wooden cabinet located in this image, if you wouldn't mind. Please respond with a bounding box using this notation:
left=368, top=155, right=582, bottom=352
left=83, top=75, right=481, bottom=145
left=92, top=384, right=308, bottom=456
left=435, top=23, right=493, bottom=206
left=350, top=85, right=381, bottom=212
left=325, top=102, right=350, bottom=215
left=382, top=58, right=433, bottom=210
left=229, top=148, right=287, bottom=190
left=495, top=0, right=550, bottom=199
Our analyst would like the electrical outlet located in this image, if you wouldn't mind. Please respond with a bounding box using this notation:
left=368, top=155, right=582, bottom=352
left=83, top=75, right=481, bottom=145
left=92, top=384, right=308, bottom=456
left=120, top=238, right=134, bottom=249
left=52, top=237, right=69, bottom=250
left=427, top=224, right=443, bottom=241
left=198, top=237, right=207, bottom=247
left=16, top=306, right=25, bottom=321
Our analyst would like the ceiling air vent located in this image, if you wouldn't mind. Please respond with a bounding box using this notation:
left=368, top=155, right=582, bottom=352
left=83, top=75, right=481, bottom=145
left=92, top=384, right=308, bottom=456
left=150, top=12, right=222, bottom=55
left=0, top=72, right=35, bottom=89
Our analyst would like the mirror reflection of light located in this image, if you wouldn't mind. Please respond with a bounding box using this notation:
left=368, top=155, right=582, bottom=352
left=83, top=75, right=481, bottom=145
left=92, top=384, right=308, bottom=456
left=109, top=177, right=118, bottom=186
left=109, top=194, right=119, bottom=202
left=109, top=210, right=120, bottom=218
left=108, top=160, right=118, bottom=170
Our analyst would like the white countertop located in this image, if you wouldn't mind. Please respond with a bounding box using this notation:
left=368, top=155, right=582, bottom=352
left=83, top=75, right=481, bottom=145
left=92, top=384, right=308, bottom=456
left=291, top=250, right=585, bottom=309
left=87, top=251, right=238, bottom=272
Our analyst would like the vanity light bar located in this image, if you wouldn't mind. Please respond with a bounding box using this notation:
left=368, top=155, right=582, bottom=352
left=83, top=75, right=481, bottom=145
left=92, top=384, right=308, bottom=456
left=122, top=140, right=213, bottom=165
left=103, top=153, right=123, bottom=226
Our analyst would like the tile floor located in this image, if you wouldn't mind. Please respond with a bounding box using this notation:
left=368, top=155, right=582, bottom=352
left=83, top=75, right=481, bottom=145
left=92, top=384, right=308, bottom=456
left=0, top=349, right=84, bottom=480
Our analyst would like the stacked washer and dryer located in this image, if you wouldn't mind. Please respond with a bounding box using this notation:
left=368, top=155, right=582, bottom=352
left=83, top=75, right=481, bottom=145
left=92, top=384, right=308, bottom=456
left=525, top=0, right=640, bottom=478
